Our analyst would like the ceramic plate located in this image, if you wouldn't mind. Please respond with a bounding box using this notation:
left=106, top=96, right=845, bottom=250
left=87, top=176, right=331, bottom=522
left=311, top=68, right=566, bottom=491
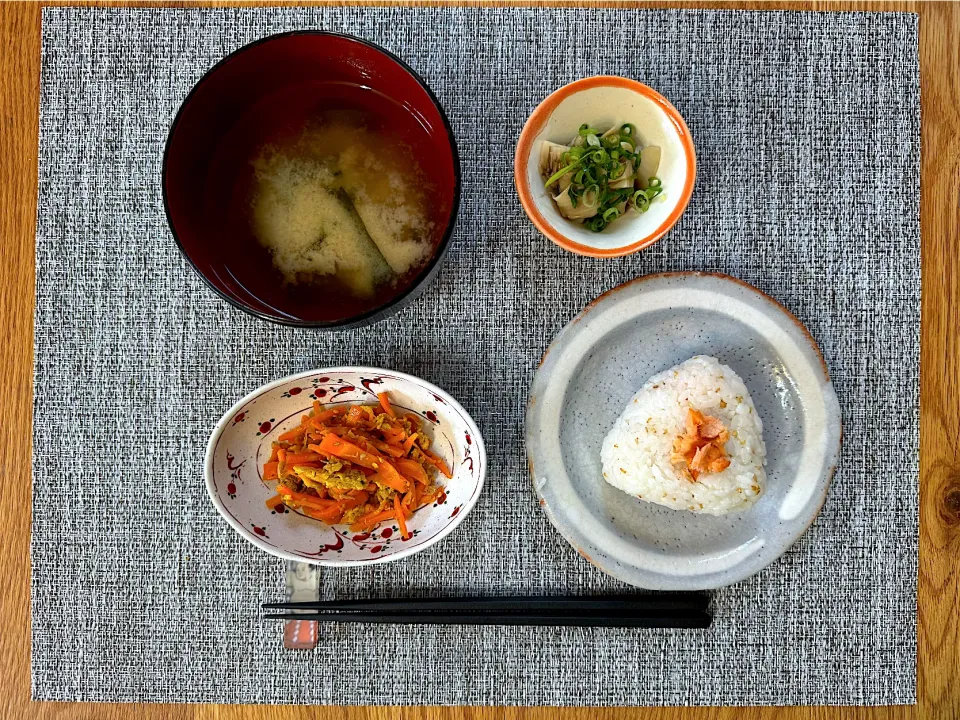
left=205, top=368, right=486, bottom=565
left=526, top=273, right=842, bottom=589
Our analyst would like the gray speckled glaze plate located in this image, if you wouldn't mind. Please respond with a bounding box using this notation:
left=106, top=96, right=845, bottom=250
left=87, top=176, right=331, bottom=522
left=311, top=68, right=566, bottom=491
left=526, top=272, right=842, bottom=590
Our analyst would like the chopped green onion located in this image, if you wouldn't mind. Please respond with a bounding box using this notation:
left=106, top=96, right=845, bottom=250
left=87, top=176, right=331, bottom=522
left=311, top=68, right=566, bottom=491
left=586, top=134, right=601, bottom=148
left=583, top=185, right=600, bottom=206
left=621, top=123, right=635, bottom=136
left=649, top=177, right=661, bottom=188
left=602, top=134, right=621, bottom=149
left=544, top=161, right=581, bottom=188
left=579, top=124, right=601, bottom=137
left=602, top=207, right=620, bottom=223
left=586, top=216, right=607, bottom=232
left=631, top=190, right=651, bottom=212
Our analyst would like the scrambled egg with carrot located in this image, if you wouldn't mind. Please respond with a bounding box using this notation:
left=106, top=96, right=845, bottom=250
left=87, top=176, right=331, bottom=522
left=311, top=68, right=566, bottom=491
left=262, top=392, right=451, bottom=539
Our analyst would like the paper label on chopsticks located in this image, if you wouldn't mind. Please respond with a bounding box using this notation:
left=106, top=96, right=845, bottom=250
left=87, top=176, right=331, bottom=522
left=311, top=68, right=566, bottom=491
left=283, top=561, right=319, bottom=650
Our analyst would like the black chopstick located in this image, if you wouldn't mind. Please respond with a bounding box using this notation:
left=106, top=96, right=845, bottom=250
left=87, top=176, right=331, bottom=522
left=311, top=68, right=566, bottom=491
left=264, top=609, right=711, bottom=629
left=263, top=594, right=711, bottom=629
left=262, top=593, right=709, bottom=614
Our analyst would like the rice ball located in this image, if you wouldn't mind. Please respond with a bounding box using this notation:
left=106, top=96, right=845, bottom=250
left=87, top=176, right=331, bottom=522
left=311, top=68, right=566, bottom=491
left=600, top=356, right=767, bottom=515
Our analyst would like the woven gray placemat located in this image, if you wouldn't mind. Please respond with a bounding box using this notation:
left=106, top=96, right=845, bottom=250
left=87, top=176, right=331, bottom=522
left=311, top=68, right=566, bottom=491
left=32, top=7, right=919, bottom=706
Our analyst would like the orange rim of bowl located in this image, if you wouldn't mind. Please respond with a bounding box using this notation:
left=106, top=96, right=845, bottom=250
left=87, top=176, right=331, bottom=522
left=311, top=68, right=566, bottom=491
left=514, top=76, right=697, bottom=258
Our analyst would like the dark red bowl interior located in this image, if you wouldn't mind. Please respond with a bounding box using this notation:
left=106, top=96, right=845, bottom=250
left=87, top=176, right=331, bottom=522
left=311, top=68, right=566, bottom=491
left=163, top=32, right=460, bottom=328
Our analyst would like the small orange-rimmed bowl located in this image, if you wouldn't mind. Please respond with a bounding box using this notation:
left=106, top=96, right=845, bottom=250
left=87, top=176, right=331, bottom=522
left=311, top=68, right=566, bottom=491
left=514, top=76, right=696, bottom=258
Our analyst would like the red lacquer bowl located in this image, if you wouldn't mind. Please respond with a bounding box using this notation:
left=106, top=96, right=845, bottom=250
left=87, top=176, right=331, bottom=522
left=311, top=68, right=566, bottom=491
left=163, top=32, right=461, bottom=328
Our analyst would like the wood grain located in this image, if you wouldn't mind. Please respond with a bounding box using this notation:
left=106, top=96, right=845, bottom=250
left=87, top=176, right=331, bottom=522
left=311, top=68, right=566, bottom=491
left=1, top=1, right=956, bottom=718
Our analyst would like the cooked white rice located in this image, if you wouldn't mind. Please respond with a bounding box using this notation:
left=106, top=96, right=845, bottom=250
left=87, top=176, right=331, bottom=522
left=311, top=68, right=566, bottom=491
left=600, top=355, right=767, bottom=515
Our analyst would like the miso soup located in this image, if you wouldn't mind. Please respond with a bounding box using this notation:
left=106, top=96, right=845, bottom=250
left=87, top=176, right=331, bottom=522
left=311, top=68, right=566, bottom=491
left=202, top=81, right=454, bottom=323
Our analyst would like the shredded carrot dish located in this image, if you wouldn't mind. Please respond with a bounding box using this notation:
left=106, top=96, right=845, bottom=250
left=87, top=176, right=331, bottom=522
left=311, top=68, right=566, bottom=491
left=262, top=392, right=450, bottom=539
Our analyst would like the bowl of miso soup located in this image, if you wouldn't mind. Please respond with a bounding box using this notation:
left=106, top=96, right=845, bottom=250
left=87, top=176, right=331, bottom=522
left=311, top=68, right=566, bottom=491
left=163, top=32, right=460, bottom=328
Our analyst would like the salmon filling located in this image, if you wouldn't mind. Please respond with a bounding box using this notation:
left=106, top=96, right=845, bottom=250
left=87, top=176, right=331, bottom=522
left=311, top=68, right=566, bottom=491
left=671, top=409, right=732, bottom=482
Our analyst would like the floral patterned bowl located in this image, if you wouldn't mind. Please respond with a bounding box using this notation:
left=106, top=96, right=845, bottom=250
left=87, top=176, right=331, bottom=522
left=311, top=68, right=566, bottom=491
left=204, top=368, right=486, bottom=565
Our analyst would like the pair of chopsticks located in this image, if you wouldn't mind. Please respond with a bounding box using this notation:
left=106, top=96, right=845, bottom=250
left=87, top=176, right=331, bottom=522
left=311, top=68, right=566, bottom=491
left=263, top=594, right=711, bottom=629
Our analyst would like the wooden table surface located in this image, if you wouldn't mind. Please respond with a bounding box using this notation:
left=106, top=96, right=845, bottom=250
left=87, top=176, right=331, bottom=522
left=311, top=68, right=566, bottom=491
left=1, top=1, right=957, bottom=718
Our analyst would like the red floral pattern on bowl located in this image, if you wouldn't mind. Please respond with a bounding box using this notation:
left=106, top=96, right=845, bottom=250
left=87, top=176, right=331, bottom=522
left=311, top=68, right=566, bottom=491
left=205, top=368, right=486, bottom=566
